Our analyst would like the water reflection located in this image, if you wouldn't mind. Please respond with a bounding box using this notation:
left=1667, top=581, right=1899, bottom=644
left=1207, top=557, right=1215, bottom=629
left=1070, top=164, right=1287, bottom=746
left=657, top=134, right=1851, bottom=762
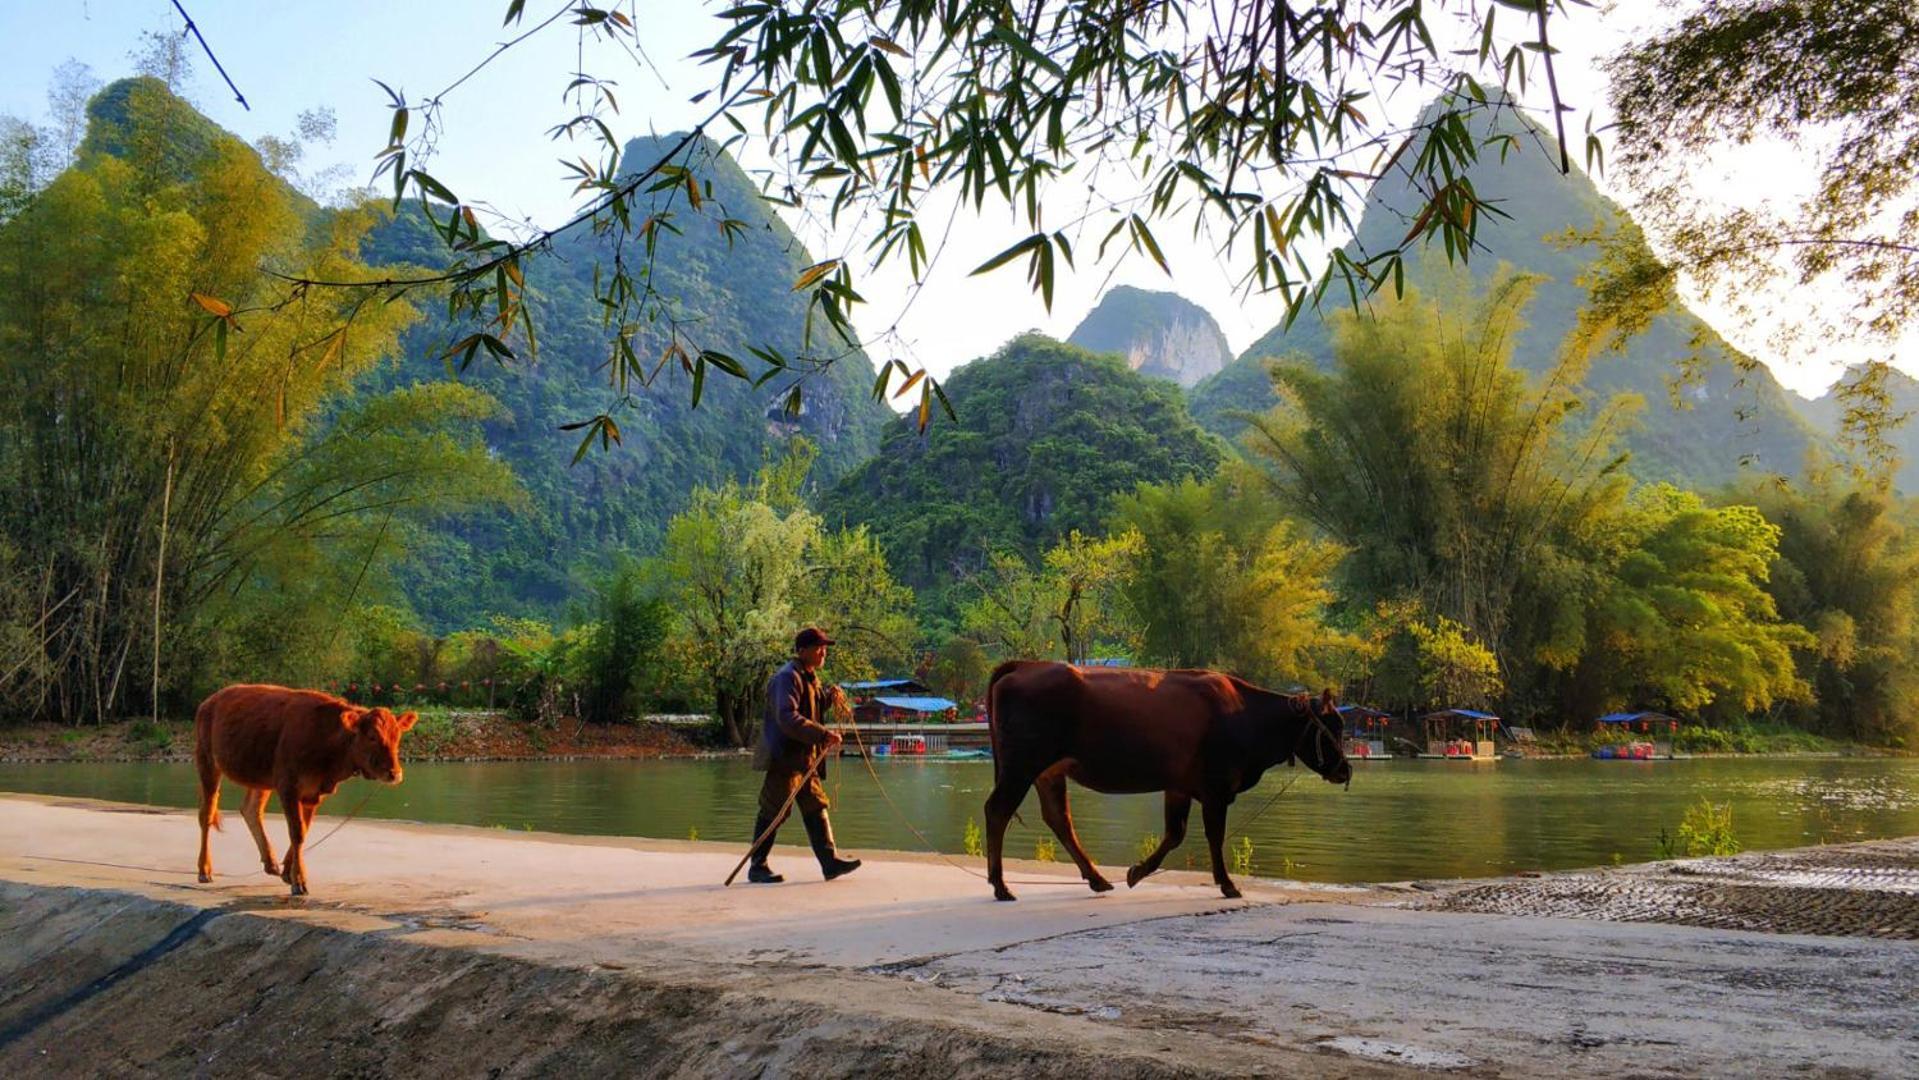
left=2, top=757, right=1915, bottom=883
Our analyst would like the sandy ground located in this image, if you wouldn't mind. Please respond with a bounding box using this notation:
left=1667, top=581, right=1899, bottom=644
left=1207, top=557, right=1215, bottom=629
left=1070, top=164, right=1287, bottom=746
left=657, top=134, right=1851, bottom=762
left=1, top=794, right=1915, bottom=1077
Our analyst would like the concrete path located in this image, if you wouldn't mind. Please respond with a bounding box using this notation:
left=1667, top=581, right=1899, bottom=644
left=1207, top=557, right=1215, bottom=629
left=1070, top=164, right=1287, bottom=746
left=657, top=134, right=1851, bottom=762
left=2, top=794, right=1914, bottom=1077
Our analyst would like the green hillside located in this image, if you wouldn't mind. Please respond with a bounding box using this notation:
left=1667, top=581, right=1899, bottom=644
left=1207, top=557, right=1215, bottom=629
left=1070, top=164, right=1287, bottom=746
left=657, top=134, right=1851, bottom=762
left=1190, top=93, right=1824, bottom=486
left=358, top=134, right=892, bottom=628
left=824, top=333, right=1222, bottom=601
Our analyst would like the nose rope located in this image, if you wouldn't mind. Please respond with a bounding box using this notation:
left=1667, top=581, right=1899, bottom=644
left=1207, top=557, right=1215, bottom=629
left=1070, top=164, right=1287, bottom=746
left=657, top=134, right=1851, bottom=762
left=305, top=788, right=376, bottom=852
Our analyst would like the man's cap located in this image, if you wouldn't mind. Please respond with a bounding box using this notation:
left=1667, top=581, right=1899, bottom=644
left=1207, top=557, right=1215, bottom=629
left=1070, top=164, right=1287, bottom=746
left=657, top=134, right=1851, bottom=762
left=794, top=626, right=836, bottom=650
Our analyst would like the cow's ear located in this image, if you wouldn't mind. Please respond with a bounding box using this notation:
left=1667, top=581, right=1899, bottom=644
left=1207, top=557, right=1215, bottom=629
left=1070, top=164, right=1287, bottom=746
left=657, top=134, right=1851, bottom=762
left=1320, top=688, right=1336, bottom=709
left=397, top=711, right=418, bottom=732
left=340, top=708, right=364, bottom=731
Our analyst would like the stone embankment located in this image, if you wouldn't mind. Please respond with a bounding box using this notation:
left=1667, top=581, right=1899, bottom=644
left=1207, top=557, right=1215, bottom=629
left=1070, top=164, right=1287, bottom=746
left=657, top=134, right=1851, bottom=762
left=1, top=795, right=1914, bottom=1077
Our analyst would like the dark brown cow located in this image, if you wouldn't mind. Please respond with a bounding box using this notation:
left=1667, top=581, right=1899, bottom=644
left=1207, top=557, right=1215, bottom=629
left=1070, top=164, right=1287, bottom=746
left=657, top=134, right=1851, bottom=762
left=194, top=684, right=416, bottom=895
left=984, top=661, right=1351, bottom=901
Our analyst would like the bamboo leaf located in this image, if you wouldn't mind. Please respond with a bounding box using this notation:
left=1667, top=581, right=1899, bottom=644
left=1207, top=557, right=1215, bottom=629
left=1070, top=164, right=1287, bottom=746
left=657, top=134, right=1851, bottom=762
left=190, top=293, right=232, bottom=317
left=792, top=258, right=841, bottom=291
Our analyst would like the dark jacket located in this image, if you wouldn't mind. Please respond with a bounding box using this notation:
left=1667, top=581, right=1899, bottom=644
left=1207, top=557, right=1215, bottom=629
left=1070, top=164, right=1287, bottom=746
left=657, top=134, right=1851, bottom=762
left=755, top=660, right=834, bottom=772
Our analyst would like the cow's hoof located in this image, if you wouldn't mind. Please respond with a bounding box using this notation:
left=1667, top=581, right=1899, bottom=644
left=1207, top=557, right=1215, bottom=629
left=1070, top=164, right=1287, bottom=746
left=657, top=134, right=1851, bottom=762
left=1125, top=864, right=1149, bottom=888
left=262, top=862, right=281, bottom=877
left=1218, top=882, right=1242, bottom=900
left=993, top=886, right=1017, bottom=902
left=197, top=870, right=212, bottom=884
left=1087, top=876, right=1114, bottom=893
left=287, top=881, right=308, bottom=897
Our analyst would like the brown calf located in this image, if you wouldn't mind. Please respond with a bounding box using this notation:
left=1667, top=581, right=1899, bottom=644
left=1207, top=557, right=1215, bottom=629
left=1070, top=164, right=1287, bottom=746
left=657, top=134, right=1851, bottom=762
left=194, top=684, right=416, bottom=895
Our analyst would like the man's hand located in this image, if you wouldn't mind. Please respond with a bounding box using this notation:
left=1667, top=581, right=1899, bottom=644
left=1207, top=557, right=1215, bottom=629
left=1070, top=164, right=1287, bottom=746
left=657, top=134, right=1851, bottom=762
left=825, top=730, right=844, bottom=749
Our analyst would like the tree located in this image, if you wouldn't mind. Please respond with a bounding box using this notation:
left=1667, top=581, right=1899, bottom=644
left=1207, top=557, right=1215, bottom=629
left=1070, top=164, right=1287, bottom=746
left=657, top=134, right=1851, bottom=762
left=1243, top=268, right=1635, bottom=672
left=960, top=529, right=1143, bottom=664
left=0, top=80, right=514, bottom=722
left=1112, top=472, right=1349, bottom=685
left=1363, top=602, right=1505, bottom=713
left=654, top=453, right=916, bottom=745
left=797, top=525, right=918, bottom=682
left=656, top=479, right=818, bottom=745
left=1748, top=467, right=1919, bottom=745
left=1600, top=0, right=1919, bottom=475
left=573, top=564, right=672, bottom=727
left=1567, top=486, right=1811, bottom=719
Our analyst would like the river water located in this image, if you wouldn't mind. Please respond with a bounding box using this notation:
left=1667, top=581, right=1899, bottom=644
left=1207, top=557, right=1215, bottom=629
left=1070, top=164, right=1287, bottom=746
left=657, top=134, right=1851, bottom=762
left=3, top=756, right=1916, bottom=883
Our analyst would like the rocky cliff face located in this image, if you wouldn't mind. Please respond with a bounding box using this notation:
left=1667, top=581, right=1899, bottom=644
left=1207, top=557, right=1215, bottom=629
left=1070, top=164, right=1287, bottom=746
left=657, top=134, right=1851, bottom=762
left=1068, top=287, right=1231, bottom=388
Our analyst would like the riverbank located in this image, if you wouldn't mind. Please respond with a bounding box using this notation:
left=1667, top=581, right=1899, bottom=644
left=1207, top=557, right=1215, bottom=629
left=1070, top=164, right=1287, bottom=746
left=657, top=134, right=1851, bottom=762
left=0, top=712, right=706, bottom=764
left=1, top=794, right=1913, bottom=1076
left=3, top=712, right=1901, bottom=766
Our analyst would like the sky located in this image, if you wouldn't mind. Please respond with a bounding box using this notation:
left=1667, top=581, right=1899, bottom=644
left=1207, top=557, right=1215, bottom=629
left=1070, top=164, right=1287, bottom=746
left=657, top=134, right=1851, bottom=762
left=1, top=0, right=1910, bottom=400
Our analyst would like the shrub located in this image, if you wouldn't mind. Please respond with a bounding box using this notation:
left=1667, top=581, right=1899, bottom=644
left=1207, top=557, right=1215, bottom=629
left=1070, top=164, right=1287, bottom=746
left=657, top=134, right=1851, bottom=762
left=962, top=817, right=985, bottom=857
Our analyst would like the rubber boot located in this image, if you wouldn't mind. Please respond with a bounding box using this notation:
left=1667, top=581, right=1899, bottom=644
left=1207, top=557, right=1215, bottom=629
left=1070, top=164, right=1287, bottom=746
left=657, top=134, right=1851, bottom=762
left=746, top=812, right=784, bottom=884
left=802, top=809, right=862, bottom=880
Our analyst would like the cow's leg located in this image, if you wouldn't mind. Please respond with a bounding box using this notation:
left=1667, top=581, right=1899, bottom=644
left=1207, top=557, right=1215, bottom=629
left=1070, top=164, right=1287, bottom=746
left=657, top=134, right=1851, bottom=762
left=195, top=759, right=221, bottom=884
left=1201, top=798, right=1241, bottom=899
left=984, top=767, right=1039, bottom=902
left=241, top=788, right=279, bottom=876
left=1127, top=792, right=1192, bottom=888
left=1033, top=765, right=1111, bottom=893
left=279, top=788, right=309, bottom=896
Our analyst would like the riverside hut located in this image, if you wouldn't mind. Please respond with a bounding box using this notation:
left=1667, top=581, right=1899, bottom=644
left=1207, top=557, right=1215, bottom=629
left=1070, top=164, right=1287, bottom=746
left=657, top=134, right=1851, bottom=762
left=1592, top=711, right=1683, bottom=760
left=1336, top=704, right=1392, bottom=761
left=1419, top=708, right=1499, bottom=761
left=853, top=695, right=960, bottom=724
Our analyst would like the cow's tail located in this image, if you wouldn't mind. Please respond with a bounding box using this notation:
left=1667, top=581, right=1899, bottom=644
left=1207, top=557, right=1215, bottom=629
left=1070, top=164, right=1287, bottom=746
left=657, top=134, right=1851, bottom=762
left=193, top=694, right=221, bottom=831
left=985, top=661, right=1023, bottom=788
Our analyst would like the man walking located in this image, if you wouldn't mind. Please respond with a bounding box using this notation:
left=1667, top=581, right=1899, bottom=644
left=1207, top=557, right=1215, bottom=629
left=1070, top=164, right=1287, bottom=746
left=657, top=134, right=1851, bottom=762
left=746, top=627, right=862, bottom=884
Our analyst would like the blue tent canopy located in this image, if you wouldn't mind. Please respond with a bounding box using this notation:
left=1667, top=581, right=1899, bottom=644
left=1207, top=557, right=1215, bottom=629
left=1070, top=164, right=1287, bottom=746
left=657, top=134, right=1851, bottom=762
left=1337, top=704, right=1390, bottom=719
left=1424, top=708, right=1499, bottom=721
left=843, top=678, right=932, bottom=694
left=873, top=696, right=958, bottom=713
left=1596, top=711, right=1675, bottom=724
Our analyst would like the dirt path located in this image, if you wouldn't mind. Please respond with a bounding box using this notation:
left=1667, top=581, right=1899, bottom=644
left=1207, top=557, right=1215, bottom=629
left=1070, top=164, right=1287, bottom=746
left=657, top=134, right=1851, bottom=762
left=1, top=795, right=1913, bottom=1077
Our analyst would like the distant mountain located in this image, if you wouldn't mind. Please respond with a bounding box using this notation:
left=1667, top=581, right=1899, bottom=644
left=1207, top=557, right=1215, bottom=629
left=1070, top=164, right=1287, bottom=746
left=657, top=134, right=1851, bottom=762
left=1067, top=287, right=1232, bottom=387
left=1189, top=93, right=1824, bottom=487
left=824, top=333, right=1222, bottom=598
left=359, top=134, right=893, bottom=628
left=1794, top=366, right=1919, bottom=493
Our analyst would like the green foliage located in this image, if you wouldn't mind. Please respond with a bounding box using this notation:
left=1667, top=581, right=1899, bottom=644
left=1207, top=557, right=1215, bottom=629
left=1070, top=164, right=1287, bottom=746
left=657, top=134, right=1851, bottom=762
left=1135, top=832, right=1161, bottom=864
left=1747, top=470, right=1919, bottom=745
left=1656, top=799, right=1742, bottom=860
left=1571, top=486, right=1811, bottom=718
left=925, top=637, right=992, bottom=707
left=572, top=566, right=671, bottom=727
left=963, top=817, right=984, bottom=859
left=0, top=78, right=510, bottom=722
left=1607, top=0, right=1919, bottom=369
left=1230, top=835, right=1255, bottom=877
left=1113, top=471, right=1351, bottom=685
left=959, top=529, right=1144, bottom=665
left=654, top=451, right=917, bottom=745
left=1363, top=602, right=1505, bottom=712
left=1245, top=269, right=1635, bottom=675
left=1033, top=837, right=1058, bottom=863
